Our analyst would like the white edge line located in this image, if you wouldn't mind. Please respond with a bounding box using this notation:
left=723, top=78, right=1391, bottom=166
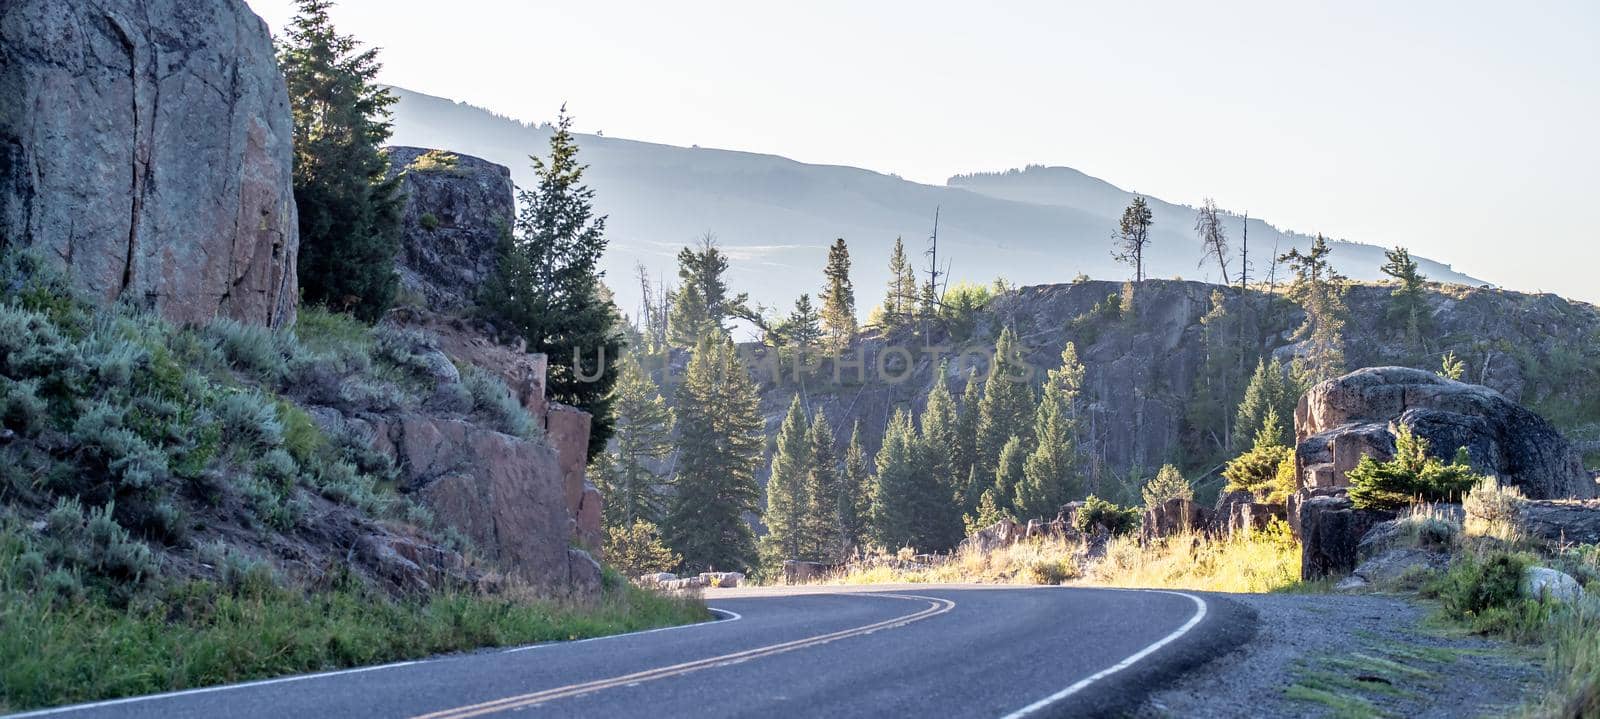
left=999, top=589, right=1208, bottom=719
left=3, top=609, right=740, bottom=718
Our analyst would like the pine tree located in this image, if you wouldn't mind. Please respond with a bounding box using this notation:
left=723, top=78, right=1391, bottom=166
left=992, top=436, right=1028, bottom=514
left=871, top=409, right=940, bottom=551
left=974, top=327, right=1037, bottom=483
left=479, top=107, right=621, bottom=458
left=839, top=422, right=873, bottom=555
left=1279, top=234, right=1348, bottom=383
left=803, top=411, right=844, bottom=561
left=781, top=294, right=823, bottom=348
left=920, top=366, right=961, bottom=503
left=604, top=520, right=682, bottom=577
left=881, top=237, right=919, bottom=332
left=762, top=395, right=811, bottom=564
left=1112, top=196, right=1155, bottom=282
left=1380, top=246, right=1430, bottom=350
left=1222, top=408, right=1294, bottom=503
left=664, top=336, right=764, bottom=572
left=955, top=370, right=984, bottom=511
left=279, top=0, right=403, bottom=322
left=668, top=235, right=748, bottom=347
left=593, top=355, right=674, bottom=528
left=1141, top=464, right=1194, bottom=509
left=1234, top=358, right=1301, bottom=447
left=820, top=238, right=858, bottom=352
left=1189, top=291, right=1254, bottom=455
left=1015, top=343, right=1085, bottom=519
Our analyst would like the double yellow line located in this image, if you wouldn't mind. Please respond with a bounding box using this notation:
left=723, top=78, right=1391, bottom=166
left=411, top=593, right=956, bottom=719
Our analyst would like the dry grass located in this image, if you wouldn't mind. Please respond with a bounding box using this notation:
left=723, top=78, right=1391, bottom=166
left=1088, top=521, right=1302, bottom=594
left=824, top=537, right=1082, bottom=586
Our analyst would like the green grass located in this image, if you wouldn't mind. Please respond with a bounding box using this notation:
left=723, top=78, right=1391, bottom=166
left=0, top=527, right=707, bottom=713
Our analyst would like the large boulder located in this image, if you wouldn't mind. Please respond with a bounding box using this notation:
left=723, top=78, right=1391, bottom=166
left=0, top=0, right=297, bottom=327
left=1295, top=367, right=1594, bottom=499
left=1298, top=494, right=1396, bottom=580
left=384, top=147, right=514, bottom=311
left=1140, top=497, right=1211, bottom=543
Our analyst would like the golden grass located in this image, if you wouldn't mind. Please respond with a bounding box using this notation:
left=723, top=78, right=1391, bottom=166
left=1087, top=521, right=1302, bottom=593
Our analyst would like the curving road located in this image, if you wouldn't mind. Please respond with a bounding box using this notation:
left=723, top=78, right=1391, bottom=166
left=9, top=585, right=1255, bottom=719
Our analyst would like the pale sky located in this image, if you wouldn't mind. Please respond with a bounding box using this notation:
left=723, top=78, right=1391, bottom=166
left=246, top=0, right=1600, bottom=304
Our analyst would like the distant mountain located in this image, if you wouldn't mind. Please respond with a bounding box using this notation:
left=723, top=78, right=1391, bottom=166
left=385, top=87, right=1483, bottom=326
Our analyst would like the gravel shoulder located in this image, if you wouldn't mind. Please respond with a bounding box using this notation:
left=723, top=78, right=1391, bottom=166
left=1136, top=592, right=1544, bottom=718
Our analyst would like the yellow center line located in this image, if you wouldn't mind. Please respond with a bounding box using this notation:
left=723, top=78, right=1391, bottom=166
left=410, top=593, right=956, bottom=719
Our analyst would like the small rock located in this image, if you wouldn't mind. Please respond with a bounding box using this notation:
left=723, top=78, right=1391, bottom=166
left=1334, top=575, right=1371, bottom=593
left=1522, top=566, right=1584, bottom=603
left=1351, top=548, right=1449, bottom=588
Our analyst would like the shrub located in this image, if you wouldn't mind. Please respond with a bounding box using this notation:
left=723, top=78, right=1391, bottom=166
left=216, top=390, right=284, bottom=452
left=1141, top=464, right=1193, bottom=509
left=407, top=149, right=461, bottom=174
left=461, top=365, right=535, bottom=438
left=1074, top=495, right=1140, bottom=536
left=419, top=213, right=440, bottom=231
left=1, top=378, right=48, bottom=435
left=71, top=401, right=170, bottom=490
left=1462, top=477, right=1526, bottom=540
left=204, top=317, right=295, bottom=383
left=604, top=520, right=681, bottom=577
left=1347, top=425, right=1485, bottom=510
left=1428, top=549, right=1532, bottom=621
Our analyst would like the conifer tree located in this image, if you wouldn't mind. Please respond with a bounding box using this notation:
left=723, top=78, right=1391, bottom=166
left=1015, top=343, right=1085, bottom=519
left=955, top=370, right=984, bottom=511
left=1189, top=291, right=1254, bottom=454
left=839, top=422, right=873, bottom=554
left=1222, top=408, right=1295, bottom=503
left=974, top=327, right=1036, bottom=483
left=279, top=0, right=403, bottom=322
left=920, top=366, right=961, bottom=502
left=1112, top=196, right=1155, bottom=282
left=604, top=520, right=682, bottom=577
left=669, top=235, right=748, bottom=346
left=1380, top=246, right=1430, bottom=350
left=871, top=409, right=940, bottom=550
left=592, top=355, right=674, bottom=528
left=1279, top=234, right=1348, bottom=383
left=820, top=238, right=858, bottom=351
left=762, top=396, right=812, bottom=563
left=881, top=237, right=919, bottom=332
left=664, top=336, right=763, bottom=572
left=1141, top=464, right=1194, bottom=509
left=803, top=411, right=844, bottom=561
left=992, top=436, right=1028, bottom=514
left=1194, top=198, right=1231, bottom=285
left=479, top=107, right=621, bottom=458
left=781, top=294, right=823, bottom=348
left=1234, top=358, right=1301, bottom=447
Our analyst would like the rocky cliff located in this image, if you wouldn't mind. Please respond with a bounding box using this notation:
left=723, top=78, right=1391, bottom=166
left=383, top=147, right=513, bottom=311
left=0, top=0, right=298, bottom=328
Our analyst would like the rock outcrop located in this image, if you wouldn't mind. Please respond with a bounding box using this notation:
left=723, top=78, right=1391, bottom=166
left=384, top=147, right=514, bottom=310
left=1295, top=367, right=1594, bottom=500
left=1298, top=494, right=1396, bottom=580
left=0, top=0, right=297, bottom=327
left=1140, top=497, right=1211, bottom=543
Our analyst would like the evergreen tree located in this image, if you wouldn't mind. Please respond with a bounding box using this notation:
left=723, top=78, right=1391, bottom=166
left=762, top=396, right=812, bottom=563
left=781, top=294, right=823, bottom=348
left=479, top=107, right=621, bottom=458
left=820, top=238, right=858, bottom=352
left=1194, top=198, right=1231, bottom=285
left=279, top=0, right=403, bottom=322
left=920, top=366, right=961, bottom=503
left=1222, top=408, right=1295, bottom=503
left=1015, top=343, right=1085, bottom=519
left=668, top=235, right=748, bottom=346
left=1188, top=291, right=1254, bottom=454
left=839, top=422, right=873, bottom=554
left=1112, top=196, right=1155, bottom=282
left=1380, top=246, right=1430, bottom=350
left=992, top=436, right=1028, bottom=514
left=1234, top=358, right=1301, bottom=447
left=593, top=355, right=673, bottom=528
left=1279, top=234, right=1348, bottom=383
left=965, top=488, right=1014, bottom=536
left=871, top=409, right=939, bottom=550
left=954, top=370, right=984, bottom=511
left=664, top=336, right=764, bottom=572
left=803, top=411, right=844, bottom=561
left=881, top=237, right=919, bottom=332
left=1141, top=464, right=1194, bottom=509
left=974, top=327, right=1036, bottom=483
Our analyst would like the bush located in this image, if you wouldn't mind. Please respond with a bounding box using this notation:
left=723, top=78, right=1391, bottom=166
left=604, top=520, right=681, bottom=577
left=204, top=317, right=296, bottom=384
left=1347, top=425, right=1485, bottom=510
left=419, top=213, right=440, bottom=231
left=1074, top=495, right=1140, bottom=536
left=216, top=390, right=285, bottom=452
left=462, top=365, right=535, bottom=438
left=1428, top=549, right=1532, bottom=622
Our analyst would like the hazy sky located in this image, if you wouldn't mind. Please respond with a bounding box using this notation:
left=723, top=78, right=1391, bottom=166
left=246, top=0, right=1600, bottom=303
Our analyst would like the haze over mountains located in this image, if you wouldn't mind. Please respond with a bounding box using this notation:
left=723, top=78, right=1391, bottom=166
left=387, top=87, right=1482, bottom=327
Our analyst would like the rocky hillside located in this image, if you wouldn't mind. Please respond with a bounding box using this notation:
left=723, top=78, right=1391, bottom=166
left=725, top=279, right=1600, bottom=503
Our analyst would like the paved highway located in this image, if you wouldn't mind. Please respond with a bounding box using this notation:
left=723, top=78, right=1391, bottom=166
left=9, top=585, right=1255, bottom=719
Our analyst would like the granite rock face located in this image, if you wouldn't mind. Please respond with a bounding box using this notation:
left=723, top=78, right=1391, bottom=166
left=1295, top=367, right=1594, bottom=500
left=384, top=147, right=514, bottom=311
left=0, top=0, right=297, bottom=327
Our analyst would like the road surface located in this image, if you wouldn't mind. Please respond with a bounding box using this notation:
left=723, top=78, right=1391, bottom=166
left=9, top=585, right=1255, bottom=719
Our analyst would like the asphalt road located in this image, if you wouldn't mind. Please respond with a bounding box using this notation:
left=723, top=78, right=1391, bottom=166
left=10, top=585, right=1255, bottom=719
